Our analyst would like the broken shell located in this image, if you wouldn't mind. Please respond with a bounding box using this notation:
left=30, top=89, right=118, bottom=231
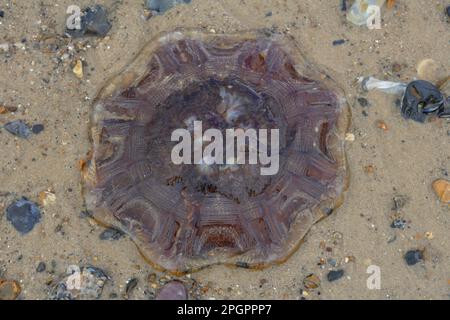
left=432, top=179, right=450, bottom=204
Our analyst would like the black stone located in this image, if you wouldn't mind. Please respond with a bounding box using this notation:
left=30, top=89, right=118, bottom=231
left=6, top=198, right=41, bottom=234
left=99, top=227, right=125, bottom=240
left=446, top=6, right=450, bottom=17
left=31, top=124, right=45, bottom=134
left=332, top=39, right=346, bottom=46
left=4, top=120, right=32, bottom=139
left=327, top=269, right=344, bottom=282
left=404, top=250, right=423, bottom=266
left=0, top=10, right=4, bottom=18
left=36, top=262, right=46, bottom=273
left=357, top=97, right=369, bottom=107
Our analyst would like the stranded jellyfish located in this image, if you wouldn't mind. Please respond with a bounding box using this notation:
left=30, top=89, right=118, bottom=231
left=82, top=31, right=350, bottom=272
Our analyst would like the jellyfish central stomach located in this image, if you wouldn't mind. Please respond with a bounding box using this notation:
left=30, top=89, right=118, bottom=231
left=148, top=78, right=286, bottom=202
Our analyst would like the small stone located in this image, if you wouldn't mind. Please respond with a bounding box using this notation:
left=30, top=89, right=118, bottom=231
left=0, top=280, right=21, bottom=300
left=332, top=39, right=346, bottom=46
left=432, top=179, right=450, bottom=204
left=391, top=219, right=407, bottom=230
left=265, top=11, right=273, bottom=17
left=66, top=5, right=112, bottom=38
left=155, top=281, right=188, bottom=300
left=51, top=265, right=109, bottom=300
left=357, top=97, right=369, bottom=107
left=99, top=227, right=125, bottom=240
left=303, top=274, right=320, bottom=289
left=31, top=124, right=45, bottom=134
left=447, top=6, right=450, bottom=17
left=327, top=258, right=338, bottom=267
left=376, top=120, right=388, bottom=131
left=424, top=231, right=434, bottom=240
left=327, top=270, right=344, bottom=282
left=36, top=262, right=46, bottom=273
left=39, top=191, right=56, bottom=206
left=4, top=120, right=32, bottom=139
left=345, top=133, right=355, bottom=142
left=0, top=10, right=4, bottom=18
left=404, top=250, right=423, bottom=266
left=6, top=198, right=41, bottom=234
left=73, top=60, right=83, bottom=79
left=124, top=278, right=138, bottom=298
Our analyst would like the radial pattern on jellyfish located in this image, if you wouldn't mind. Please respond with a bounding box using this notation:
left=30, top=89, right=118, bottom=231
left=83, top=31, right=349, bottom=272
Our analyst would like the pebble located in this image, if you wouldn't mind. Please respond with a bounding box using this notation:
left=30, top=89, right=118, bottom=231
left=39, top=191, right=56, bottom=206
left=146, top=0, right=191, bottom=14
left=357, top=97, right=369, bottom=107
left=51, top=266, right=109, bottom=300
left=6, top=198, right=42, bottom=234
left=66, top=5, right=111, bottom=38
left=432, top=179, right=450, bottom=204
left=124, top=278, right=138, bottom=299
left=332, top=39, right=346, bottom=46
left=99, top=227, right=125, bottom=240
left=155, top=281, right=188, bottom=300
left=404, top=250, right=423, bottom=266
left=391, top=219, right=407, bottom=230
left=73, top=60, right=83, bottom=79
left=31, top=124, right=45, bottom=134
left=0, top=280, right=21, bottom=300
left=446, top=6, right=450, bottom=18
left=376, top=120, right=388, bottom=131
left=4, top=120, right=32, bottom=139
left=327, top=270, right=344, bottom=282
left=36, top=262, right=46, bottom=273
left=303, top=274, right=320, bottom=289
left=0, top=10, right=4, bottom=18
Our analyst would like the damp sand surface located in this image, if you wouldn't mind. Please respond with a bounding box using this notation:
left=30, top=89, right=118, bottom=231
left=0, top=0, right=450, bottom=300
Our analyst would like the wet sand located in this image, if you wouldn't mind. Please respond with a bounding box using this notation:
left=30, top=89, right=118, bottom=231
left=0, top=0, right=449, bottom=299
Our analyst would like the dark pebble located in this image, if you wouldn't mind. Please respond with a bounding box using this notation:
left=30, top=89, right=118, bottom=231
left=446, top=6, right=450, bottom=17
left=155, top=281, right=188, bottom=300
left=66, top=5, right=111, bottom=38
left=391, top=219, right=407, bottom=230
left=357, top=97, right=369, bottom=107
left=31, top=124, right=45, bottom=134
left=265, top=11, right=273, bottom=17
left=0, top=10, right=4, bottom=18
left=99, top=227, right=125, bottom=240
left=36, top=262, right=46, bottom=273
left=341, top=0, right=347, bottom=11
left=327, top=269, right=344, bottom=282
left=332, top=39, right=346, bottom=46
left=404, top=250, right=423, bottom=266
left=6, top=198, right=41, bottom=234
left=4, top=120, right=32, bottom=139
left=125, top=278, right=138, bottom=297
